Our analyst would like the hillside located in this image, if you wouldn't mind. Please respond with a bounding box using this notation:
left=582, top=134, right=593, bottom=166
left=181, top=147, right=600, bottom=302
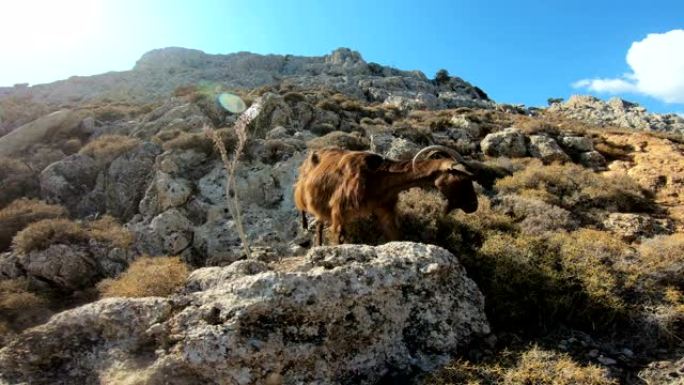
left=0, top=48, right=683, bottom=385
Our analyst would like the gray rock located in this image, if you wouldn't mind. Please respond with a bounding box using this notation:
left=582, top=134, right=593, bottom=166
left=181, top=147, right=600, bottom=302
left=578, top=150, right=607, bottom=169
left=480, top=127, right=527, bottom=157
left=19, top=244, right=98, bottom=292
left=0, top=110, right=82, bottom=157
left=39, top=154, right=101, bottom=217
left=0, top=242, right=489, bottom=385
left=105, top=142, right=161, bottom=221
left=385, top=137, right=420, bottom=160
left=602, top=213, right=671, bottom=242
left=548, top=95, right=684, bottom=135
left=559, top=135, right=594, bottom=152
left=134, top=208, right=194, bottom=256
left=528, top=135, right=570, bottom=163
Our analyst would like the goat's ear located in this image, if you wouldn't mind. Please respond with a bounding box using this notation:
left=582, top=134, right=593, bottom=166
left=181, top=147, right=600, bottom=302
left=449, top=163, right=473, bottom=177
left=364, top=153, right=384, bottom=171
left=309, top=151, right=320, bottom=165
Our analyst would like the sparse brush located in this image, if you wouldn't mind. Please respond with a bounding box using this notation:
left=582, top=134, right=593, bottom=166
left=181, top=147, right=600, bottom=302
left=79, top=134, right=141, bottom=165
left=88, top=215, right=133, bottom=248
left=11, top=216, right=132, bottom=254
left=12, top=218, right=88, bottom=254
left=203, top=103, right=259, bottom=258
left=0, top=278, right=53, bottom=339
left=97, top=256, right=189, bottom=298
left=0, top=198, right=67, bottom=251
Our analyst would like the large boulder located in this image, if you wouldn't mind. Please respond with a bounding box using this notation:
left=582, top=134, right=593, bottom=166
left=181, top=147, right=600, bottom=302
left=0, top=110, right=83, bottom=157
left=0, top=242, right=489, bottom=385
left=528, top=135, right=570, bottom=163
left=480, top=127, right=527, bottom=157
left=39, top=154, right=101, bottom=217
left=105, top=142, right=161, bottom=221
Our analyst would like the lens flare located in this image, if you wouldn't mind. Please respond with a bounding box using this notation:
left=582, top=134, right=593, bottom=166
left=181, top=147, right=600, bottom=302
left=217, top=93, right=246, bottom=114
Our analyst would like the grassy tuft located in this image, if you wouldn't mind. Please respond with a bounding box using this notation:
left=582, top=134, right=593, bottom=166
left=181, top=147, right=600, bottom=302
left=97, top=256, right=189, bottom=298
left=79, top=134, right=141, bottom=165
left=0, top=198, right=67, bottom=251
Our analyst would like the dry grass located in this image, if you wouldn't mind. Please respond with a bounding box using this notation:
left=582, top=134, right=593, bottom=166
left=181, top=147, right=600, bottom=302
left=97, top=256, right=189, bottom=298
left=12, top=218, right=88, bottom=254
left=0, top=278, right=53, bottom=341
left=79, top=134, right=141, bottom=165
left=0, top=156, right=38, bottom=208
left=503, top=346, right=617, bottom=385
left=162, top=128, right=237, bottom=155
left=306, top=131, right=369, bottom=151
left=495, top=160, right=650, bottom=215
left=12, top=216, right=132, bottom=254
left=425, top=346, right=616, bottom=385
left=0, top=198, right=67, bottom=251
left=88, top=215, right=134, bottom=249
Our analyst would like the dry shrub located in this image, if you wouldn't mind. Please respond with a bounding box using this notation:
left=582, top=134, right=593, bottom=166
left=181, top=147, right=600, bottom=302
left=503, top=346, right=617, bottom=385
left=495, top=160, right=650, bottom=215
left=163, top=128, right=237, bottom=155
left=0, top=156, right=39, bottom=208
left=425, top=346, right=616, bottom=385
left=88, top=215, right=133, bottom=249
left=493, top=194, right=578, bottom=234
left=0, top=198, right=67, bottom=251
left=637, top=233, right=684, bottom=287
left=307, top=131, right=369, bottom=151
left=467, top=229, right=629, bottom=330
left=0, top=95, right=51, bottom=135
left=397, top=188, right=448, bottom=244
left=12, top=216, right=132, bottom=254
left=79, top=134, right=141, bottom=165
left=13, top=218, right=88, bottom=254
left=0, top=278, right=53, bottom=340
left=97, top=256, right=189, bottom=298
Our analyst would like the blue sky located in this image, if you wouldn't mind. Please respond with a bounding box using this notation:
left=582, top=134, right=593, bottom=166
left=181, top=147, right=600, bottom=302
left=2, top=0, right=683, bottom=113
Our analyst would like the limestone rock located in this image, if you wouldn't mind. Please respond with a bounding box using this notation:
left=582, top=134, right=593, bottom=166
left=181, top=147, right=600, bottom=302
left=602, top=213, right=672, bottom=242
left=0, top=242, right=489, bottom=385
left=134, top=208, right=194, bottom=256
left=0, top=110, right=82, bottom=157
left=480, top=127, right=527, bottom=157
left=528, top=135, right=570, bottom=163
left=578, top=150, right=607, bottom=169
left=39, top=154, right=101, bottom=217
left=19, top=244, right=98, bottom=292
left=559, top=135, right=594, bottom=153
left=105, top=142, right=161, bottom=221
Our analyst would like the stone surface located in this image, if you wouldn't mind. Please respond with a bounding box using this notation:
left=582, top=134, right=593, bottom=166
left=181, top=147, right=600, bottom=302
left=602, top=212, right=671, bottom=241
left=39, top=154, right=101, bottom=217
left=548, top=95, right=684, bottom=135
left=559, top=135, right=594, bottom=153
left=480, top=127, right=527, bottom=157
left=528, top=135, right=570, bottom=163
left=0, top=242, right=489, bottom=385
left=578, top=150, right=607, bottom=169
left=0, top=110, right=82, bottom=157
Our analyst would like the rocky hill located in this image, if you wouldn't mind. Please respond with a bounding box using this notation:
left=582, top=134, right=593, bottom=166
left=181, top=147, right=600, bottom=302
left=0, top=48, right=683, bottom=385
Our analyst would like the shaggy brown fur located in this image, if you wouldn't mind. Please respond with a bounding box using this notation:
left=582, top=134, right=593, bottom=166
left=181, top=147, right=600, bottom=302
left=294, top=147, right=478, bottom=245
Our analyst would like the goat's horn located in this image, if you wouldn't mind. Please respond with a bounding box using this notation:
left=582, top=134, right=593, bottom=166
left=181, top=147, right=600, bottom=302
left=412, top=145, right=466, bottom=170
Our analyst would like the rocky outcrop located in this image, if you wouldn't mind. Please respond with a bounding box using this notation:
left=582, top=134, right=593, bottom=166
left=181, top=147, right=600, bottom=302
left=0, top=242, right=489, bottom=385
left=527, top=135, right=570, bottom=163
left=602, top=213, right=672, bottom=242
left=548, top=95, right=684, bottom=134
left=480, top=127, right=527, bottom=157
left=0, top=110, right=83, bottom=157
left=39, top=154, right=101, bottom=217
left=2, top=48, right=492, bottom=112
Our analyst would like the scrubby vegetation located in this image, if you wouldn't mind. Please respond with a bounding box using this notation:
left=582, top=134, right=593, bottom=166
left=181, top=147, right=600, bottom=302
left=426, top=345, right=616, bottom=385
left=0, top=157, right=39, bottom=208
left=78, top=134, right=141, bottom=165
left=0, top=198, right=67, bottom=251
left=12, top=215, right=132, bottom=254
left=97, top=256, right=189, bottom=298
left=0, top=278, right=53, bottom=345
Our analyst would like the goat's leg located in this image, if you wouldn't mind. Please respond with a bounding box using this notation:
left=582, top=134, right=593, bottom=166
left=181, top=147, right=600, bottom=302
left=330, top=207, right=344, bottom=245
left=301, top=211, right=308, bottom=230
left=316, top=221, right=324, bottom=246
left=374, top=207, right=400, bottom=242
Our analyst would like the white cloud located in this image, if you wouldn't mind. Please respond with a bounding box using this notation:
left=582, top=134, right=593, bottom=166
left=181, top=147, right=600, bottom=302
left=574, top=29, right=684, bottom=104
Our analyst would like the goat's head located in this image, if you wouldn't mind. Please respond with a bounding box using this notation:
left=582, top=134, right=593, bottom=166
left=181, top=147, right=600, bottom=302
left=412, top=145, right=478, bottom=213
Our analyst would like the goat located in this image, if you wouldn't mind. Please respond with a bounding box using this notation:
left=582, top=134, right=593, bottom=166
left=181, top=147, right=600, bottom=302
left=293, top=145, right=480, bottom=246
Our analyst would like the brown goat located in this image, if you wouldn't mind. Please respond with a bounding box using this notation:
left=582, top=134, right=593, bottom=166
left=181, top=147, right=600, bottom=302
left=293, top=145, right=479, bottom=246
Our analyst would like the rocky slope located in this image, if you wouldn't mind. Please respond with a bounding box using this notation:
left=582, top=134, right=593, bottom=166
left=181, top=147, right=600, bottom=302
left=548, top=95, right=684, bottom=135
left=0, top=47, right=683, bottom=384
